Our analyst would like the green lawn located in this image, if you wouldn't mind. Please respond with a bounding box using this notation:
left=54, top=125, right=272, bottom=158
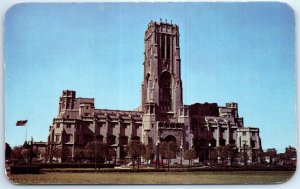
left=7, top=171, right=295, bottom=185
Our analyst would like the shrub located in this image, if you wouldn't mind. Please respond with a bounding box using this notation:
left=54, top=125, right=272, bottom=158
left=10, top=165, right=40, bottom=174
left=40, top=163, right=115, bottom=169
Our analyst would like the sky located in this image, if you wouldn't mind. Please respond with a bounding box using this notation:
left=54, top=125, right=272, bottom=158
left=4, top=2, right=296, bottom=153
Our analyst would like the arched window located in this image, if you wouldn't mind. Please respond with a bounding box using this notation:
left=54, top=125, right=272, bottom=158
left=119, top=136, right=128, bottom=145
left=131, top=136, right=140, bottom=141
left=66, top=134, right=73, bottom=143
left=161, top=35, right=165, bottom=58
left=96, top=135, right=104, bottom=143
left=107, top=135, right=116, bottom=145
left=251, top=140, right=256, bottom=148
left=167, top=36, right=171, bottom=59
left=145, top=73, right=150, bottom=102
left=163, top=135, right=177, bottom=143
left=220, top=139, right=226, bottom=146
left=210, top=138, right=216, bottom=148
left=159, top=72, right=172, bottom=112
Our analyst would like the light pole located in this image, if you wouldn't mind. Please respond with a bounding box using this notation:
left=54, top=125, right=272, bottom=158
left=156, top=139, right=160, bottom=169
left=208, top=142, right=211, bottom=167
left=180, top=145, right=183, bottom=165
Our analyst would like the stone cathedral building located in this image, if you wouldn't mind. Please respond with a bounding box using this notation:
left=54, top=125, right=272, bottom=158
left=48, top=20, right=262, bottom=163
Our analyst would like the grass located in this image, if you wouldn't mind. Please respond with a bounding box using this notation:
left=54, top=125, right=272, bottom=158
left=7, top=171, right=295, bottom=184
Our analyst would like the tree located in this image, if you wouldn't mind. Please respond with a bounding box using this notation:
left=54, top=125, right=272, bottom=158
left=5, top=143, right=12, bottom=160
left=126, top=140, right=144, bottom=169
left=214, top=146, right=225, bottom=164
left=184, top=149, right=196, bottom=165
left=142, top=143, right=155, bottom=165
left=238, top=145, right=250, bottom=166
left=84, top=141, right=108, bottom=167
left=283, top=146, right=297, bottom=167
left=209, top=145, right=238, bottom=166
left=221, top=144, right=238, bottom=166
left=265, top=149, right=277, bottom=166
left=11, top=145, right=24, bottom=163
left=105, top=148, right=117, bottom=163
left=252, top=150, right=261, bottom=163
left=160, top=141, right=179, bottom=171
left=48, top=147, right=62, bottom=165
left=21, top=149, right=31, bottom=162
left=34, top=148, right=46, bottom=162
left=73, top=148, right=85, bottom=164
left=10, top=144, right=37, bottom=164
left=210, top=147, right=218, bottom=165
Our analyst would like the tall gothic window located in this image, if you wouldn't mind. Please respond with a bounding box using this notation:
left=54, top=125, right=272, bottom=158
left=167, top=36, right=170, bottom=59
left=119, top=136, right=128, bottom=145
left=107, top=135, right=116, bottom=145
left=161, top=35, right=165, bottom=58
left=66, top=134, right=73, bottom=143
left=159, top=72, right=171, bottom=111
left=145, top=74, right=150, bottom=101
left=55, top=135, right=60, bottom=142
left=96, top=135, right=104, bottom=143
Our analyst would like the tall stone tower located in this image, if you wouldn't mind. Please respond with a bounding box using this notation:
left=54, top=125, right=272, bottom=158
left=141, top=20, right=188, bottom=148
left=141, top=20, right=183, bottom=117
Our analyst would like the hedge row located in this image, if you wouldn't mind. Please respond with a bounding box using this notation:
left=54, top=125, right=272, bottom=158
left=42, top=167, right=296, bottom=173
left=190, top=167, right=296, bottom=172
left=10, top=165, right=41, bottom=174
left=39, top=163, right=115, bottom=169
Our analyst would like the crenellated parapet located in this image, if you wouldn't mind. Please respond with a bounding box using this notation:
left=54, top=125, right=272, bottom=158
left=145, top=20, right=179, bottom=41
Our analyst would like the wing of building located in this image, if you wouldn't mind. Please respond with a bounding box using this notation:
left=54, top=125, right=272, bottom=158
left=48, top=20, right=262, bottom=163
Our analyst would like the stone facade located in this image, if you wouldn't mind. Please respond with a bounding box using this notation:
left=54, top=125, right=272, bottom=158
left=47, top=20, right=262, bottom=163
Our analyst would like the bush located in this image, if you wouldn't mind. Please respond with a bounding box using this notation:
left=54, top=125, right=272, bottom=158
left=40, top=163, right=115, bottom=169
left=10, top=165, right=40, bottom=174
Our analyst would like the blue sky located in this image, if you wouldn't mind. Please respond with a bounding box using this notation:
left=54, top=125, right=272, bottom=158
left=4, top=2, right=296, bottom=152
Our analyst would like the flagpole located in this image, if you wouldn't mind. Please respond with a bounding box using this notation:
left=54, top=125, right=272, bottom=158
left=17, top=119, right=29, bottom=145
left=25, top=119, right=28, bottom=143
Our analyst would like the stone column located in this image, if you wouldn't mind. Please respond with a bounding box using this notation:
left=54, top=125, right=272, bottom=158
left=94, top=117, right=97, bottom=138
left=105, top=114, right=109, bottom=143
left=206, top=122, right=210, bottom=157
left=116, top=146, right=120, bottom=162
left=226, top=121, right=230, bottom=145
left=215, top=120, right=220, bottom=147
left=116, top=116, right=121, bottom=145
left=72, top=124, right=75, bottom=161
left=114, top=117, right=121, bottom=161
left=130, top=117, right=134, bottom=142
left=150, top=84, right=155, bottom=103
left=144, top=131, right=149, bottom=145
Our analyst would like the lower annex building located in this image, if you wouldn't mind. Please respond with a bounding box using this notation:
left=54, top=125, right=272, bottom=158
left=47, top=20, right=262, bottom=163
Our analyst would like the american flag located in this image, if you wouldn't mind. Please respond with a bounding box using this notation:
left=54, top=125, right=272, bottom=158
left=16, top=120, right=27, bottom=126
